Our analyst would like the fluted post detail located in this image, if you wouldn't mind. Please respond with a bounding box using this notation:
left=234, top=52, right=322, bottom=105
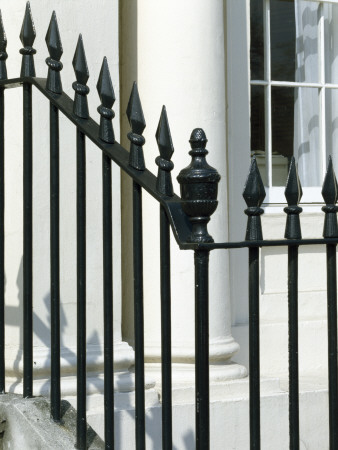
left=72, top=35, right=89, bottom=119
left=45, top=12, right=63, bottom=94
left=322, top=156, right=338, bottom=238
left=97, top=57, right=115, bottom=143
left=155, top=106, right=174, bottom=196
left=0, top=11, right=8, bottom=80
left=243, top=157, right=266, bottom=241
left=177, top=128, right=220, bottom=243
left=20, top=2, right=36, bottom=78
left=284, top=157, right=303, bottom=239
left=127, top=82, right=146, bottom=170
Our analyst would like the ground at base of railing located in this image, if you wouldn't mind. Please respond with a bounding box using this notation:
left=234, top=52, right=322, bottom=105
left=0, top=393, right=103, bottom=449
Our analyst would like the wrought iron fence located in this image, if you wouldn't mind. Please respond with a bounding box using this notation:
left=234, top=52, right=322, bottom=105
left=0, top=3, right=337, bottom=450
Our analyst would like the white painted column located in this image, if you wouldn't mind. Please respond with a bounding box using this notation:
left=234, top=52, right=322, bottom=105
left=123, top=0, right=246, bottom=383
left=1, top=0, right=134, bottom=395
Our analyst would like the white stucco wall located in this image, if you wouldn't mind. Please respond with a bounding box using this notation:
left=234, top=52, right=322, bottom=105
left=0, top=0, right=129, bottom=391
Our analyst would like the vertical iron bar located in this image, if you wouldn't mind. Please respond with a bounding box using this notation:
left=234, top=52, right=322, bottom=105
left=133, top=180, right=145, bottom=450
left=327, top=243, right=338, bottom=450
left=23, top=82, right=33, bottom=398
left=50, top=103, right=61, bottom=421
left=102, top=153, right=114, bottom=449
left=288, top=245, right=299, bottom=449
left=160, top=205, right=172, bottom=450
left=76, top=129, right=87, bottom=449
left=249, top=246, right=260, bottom=450
left=0, top=87, right=4, bottom=393
left=195, top=249, right=210, bottom=450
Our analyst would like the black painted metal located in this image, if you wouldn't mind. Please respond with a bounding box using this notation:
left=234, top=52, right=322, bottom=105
left=45, top=12, right=63, bottom=94
left=0, top=13, right=6, bottom=394
left=194, top=249, right=210, bottom=450
left=322, top=157, right=338, bottom=450
left=50, top=102, right=61, bottom=422
left=127, top=83, right=146, bottom=449
left=156, top=106, right=174, bottom=449
left=177, top=129, right=220, bottom=244
left=284, top=157, right=302, bottom=449
left=20, top=3, right=36, bottom=78
left=23, top=81, right=33, bottom=399
left=97, top=58, right=115, bottom=144
left=243, top=157, right=266, bottom=450
left=102, top=152, right=114, bottom=449
left=72, top=35, right=89, bottom=119
left=76, top=128, right=87, bottom=450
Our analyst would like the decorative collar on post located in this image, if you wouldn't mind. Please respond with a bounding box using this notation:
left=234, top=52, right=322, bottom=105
left=0, top=11, right=8, bottom=80
left=155, top=106, right=174, bottom=197
left=97, top=57, right=115, bottom=144
left=45, top=12, right=63, bottom=94
left=72, top=35, right=89, bottom=119
left=20, top=2, right=36, bottom=78
left=322, top=156, right=338, bottom=238
left=127, top=82, right=146, bottom=170
left=284, top=157, right=303, bottom=239
left=243, top=157, right=266, bottom=241
left=177, top=128, right=220, bottom=243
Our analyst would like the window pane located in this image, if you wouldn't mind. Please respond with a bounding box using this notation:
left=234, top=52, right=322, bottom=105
left=251, top=0, right=264, bottom=80
left=324, top=3, right=338, bottom=83
left=295, top=1, right=320, bottom=83
left=325, top=89, right=338, bottom=175
left=271, top=87, right=320, bottom=187
left=271, top=0, right=296, bottom=82
left=251, top=85, right=266, bottom=185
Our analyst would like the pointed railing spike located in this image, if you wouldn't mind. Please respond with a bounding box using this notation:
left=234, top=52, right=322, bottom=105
left=97, top=57, right=115, bottom=143
left=127, top=82, right=146, bottom=170
left=177, top=128, right=220, bottom=243
left=72, top=34, right=89, bottom=119
left=155, top=106, right=174, bottom=196
left=284, top=157, right=303, bottom=239
left=322, top=156, right=338, bottom=238
left=45, top=11, right=63, bottom=94
left=243, top=157, right=266, bottom=241
left=0, top=11, right=8, bottom=80
left=19, top=2, right=36, bottom=77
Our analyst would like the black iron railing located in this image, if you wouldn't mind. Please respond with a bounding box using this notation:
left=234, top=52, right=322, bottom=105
left=0, top=3, right=338, bottom=450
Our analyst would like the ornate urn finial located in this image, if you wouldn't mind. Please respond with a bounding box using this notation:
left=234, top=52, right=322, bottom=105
left=177, top=128, right=220, bottom=243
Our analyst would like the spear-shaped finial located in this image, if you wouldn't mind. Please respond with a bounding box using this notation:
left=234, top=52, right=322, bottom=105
left=243, top=157, right=266, bottom=241
left=0, top=11, right=8, bottom=80
left=45, top=11, right=63, bottom=93
left=284, top=157, right=303, bottom=239
left=155, top=106, right=174, bottom=196
left=19, top=2, right=36, bottom=77
left=127, top=82, right=146, bottom=170
left=97, top=57, right=115, bottom=143
left=322, top=156, right=338, bottom=238
left=72, top=34, right=89, bottom=118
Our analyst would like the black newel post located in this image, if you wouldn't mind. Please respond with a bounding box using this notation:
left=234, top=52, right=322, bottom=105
left=284, top=156, right=302, bottom=449
left=242, top=156, right=266, bottom=450
left=322, top=156, right=338, bottom=450
left=177, top=128, right=220, bottom=450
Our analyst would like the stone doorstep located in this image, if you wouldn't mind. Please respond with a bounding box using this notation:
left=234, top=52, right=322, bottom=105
left=0, top=394, right=104, bottom=450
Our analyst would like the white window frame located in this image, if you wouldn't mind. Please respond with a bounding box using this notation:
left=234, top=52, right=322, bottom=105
left=227, top=0, right=338, bottom=207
